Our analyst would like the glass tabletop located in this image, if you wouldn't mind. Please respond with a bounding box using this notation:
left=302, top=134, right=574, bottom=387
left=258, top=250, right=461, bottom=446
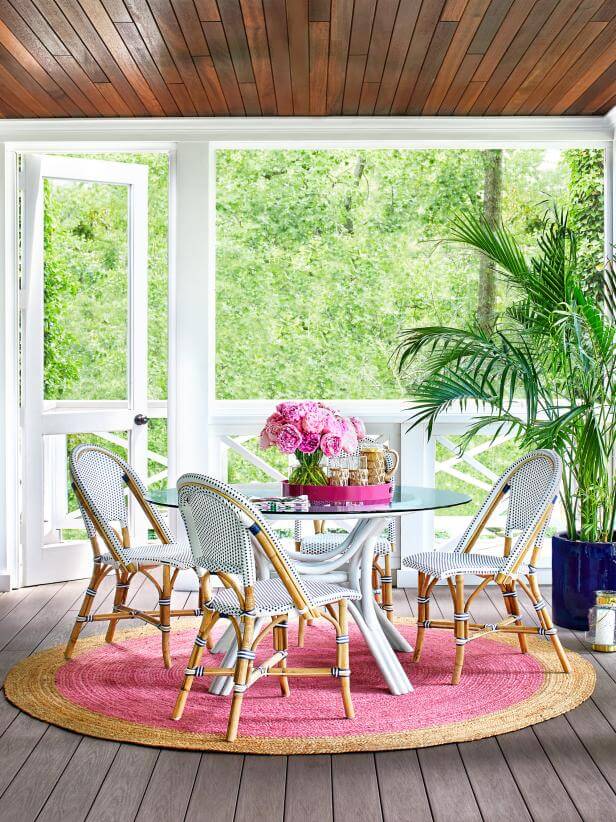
left=146, top=483, right=470, bottom=518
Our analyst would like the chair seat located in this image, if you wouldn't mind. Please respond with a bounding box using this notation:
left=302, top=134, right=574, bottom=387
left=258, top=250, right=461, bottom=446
left=97, top=540, right=196, bottom=570
left=403, top=551, right=522, bottom=578
left=300, top=532, right=391, bottom=557
left=206, top=577, right=361, bottom=618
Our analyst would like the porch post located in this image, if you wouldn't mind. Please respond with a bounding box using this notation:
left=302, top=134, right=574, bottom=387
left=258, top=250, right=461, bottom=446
left=168, top=141, right=214, bottom=487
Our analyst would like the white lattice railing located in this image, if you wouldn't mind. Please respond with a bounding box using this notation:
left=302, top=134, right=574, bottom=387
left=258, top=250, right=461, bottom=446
left=43, top=424, right=169, bottom=541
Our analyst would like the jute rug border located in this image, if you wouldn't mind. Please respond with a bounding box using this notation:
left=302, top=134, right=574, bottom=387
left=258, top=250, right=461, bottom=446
left=3, top=618, right=595, bottom=755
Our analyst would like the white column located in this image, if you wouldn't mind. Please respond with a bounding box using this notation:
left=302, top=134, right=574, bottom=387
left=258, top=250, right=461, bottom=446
left=168, top=142, right=214, bottom=485
left=396, top=422, right=435, bottom=588
left=0, top=147, right=17, bottom=590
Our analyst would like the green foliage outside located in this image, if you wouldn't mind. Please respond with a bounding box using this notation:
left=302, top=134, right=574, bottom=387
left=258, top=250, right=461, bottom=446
left=216, top=148, right=585, bottom=400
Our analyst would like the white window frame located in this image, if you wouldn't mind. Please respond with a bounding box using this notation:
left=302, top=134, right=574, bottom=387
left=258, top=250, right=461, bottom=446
left=0, top=114, right=613, bottom=588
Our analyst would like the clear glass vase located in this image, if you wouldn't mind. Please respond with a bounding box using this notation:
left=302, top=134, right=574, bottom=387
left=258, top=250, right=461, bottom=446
left=289, top=449, right=328, bottom=486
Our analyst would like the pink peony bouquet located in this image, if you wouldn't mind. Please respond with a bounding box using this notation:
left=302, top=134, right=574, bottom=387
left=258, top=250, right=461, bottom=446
left=259, top=401, right=366, bottom=486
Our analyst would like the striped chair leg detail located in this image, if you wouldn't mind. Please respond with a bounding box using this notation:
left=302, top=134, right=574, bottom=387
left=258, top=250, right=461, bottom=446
left=452, top=575, right=467, bottom=685
left=413, top=572, right=429, bottom=662
left=172, top=612, right=216, bottom=720
left=65, top=566, right=106, bottom=660
left=526, top=573, right=571, bottom=674
left=336, top=599, right=354, bottom=719
left=274, top=617, right=290, bottom=696
left=105, top=571, right=131, bottom=644
left=382, top=552, right=394, bottom=623
left=226, top=616, right=256, bottom=742
left=160, top=565, right=173, bottom=669
left=372, top=566, right=382, bottom=605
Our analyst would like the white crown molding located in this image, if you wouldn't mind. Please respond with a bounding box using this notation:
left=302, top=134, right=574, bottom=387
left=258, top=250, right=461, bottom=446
left=606, top=105, right=616, bottom=131
left=0, top=114, right=612, bottom=148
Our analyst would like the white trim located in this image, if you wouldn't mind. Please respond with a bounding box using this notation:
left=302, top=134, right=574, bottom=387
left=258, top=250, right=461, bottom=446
left=169, top=142, right=212, bottom=481
left=0, top=116, right=612, bottom=146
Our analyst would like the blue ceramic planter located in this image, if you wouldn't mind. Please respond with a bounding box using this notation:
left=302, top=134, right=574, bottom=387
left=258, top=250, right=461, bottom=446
left=552, top=533, right=616, bottom=630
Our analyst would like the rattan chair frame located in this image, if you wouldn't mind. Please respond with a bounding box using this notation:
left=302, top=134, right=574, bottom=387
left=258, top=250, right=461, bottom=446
left=171, top=475, right=355, bottom=742
left=66, top=444, right=205, bottom=669
left=408, top=450, right=571, bottom=684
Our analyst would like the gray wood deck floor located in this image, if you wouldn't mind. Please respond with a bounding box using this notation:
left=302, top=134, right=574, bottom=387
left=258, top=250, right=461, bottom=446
left=1, top=579, right=615, bottom=822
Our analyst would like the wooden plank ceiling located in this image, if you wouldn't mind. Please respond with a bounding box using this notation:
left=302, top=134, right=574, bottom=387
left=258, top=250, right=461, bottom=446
left=0, top=0, right=614, bottom=118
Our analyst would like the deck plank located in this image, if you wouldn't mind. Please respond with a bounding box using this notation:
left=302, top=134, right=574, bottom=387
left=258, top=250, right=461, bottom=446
left=85, top=744, right=159, bottom=821
left=375, top=749, right=432, bottom=822
left=185, top=752, right=243, bottom=822
left=285, top=754, right=332, bottom=821
left=37, top=737, right=119, bottom=822
left=418, top=743, right=482, bottom=822
left=331, top=752, right=382, bottom=822
left=136, top=748, right=201, bottom=821
left=497, top=727, right=582, bottom=821
left=235, top=755, right=287, bottom=822
left=0, top=725, right=81, bottom=822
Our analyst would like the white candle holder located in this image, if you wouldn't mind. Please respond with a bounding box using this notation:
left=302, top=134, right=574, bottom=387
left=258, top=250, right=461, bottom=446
left=586, top=590, right=616, bottom=652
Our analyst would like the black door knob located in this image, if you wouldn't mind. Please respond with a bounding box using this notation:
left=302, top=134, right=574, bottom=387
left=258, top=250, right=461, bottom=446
left=134, top=414, right=149, bottom=425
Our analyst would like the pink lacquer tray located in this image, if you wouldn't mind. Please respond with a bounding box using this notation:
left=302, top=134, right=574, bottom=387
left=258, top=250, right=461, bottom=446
left=282, top=481, right=394, bottom=504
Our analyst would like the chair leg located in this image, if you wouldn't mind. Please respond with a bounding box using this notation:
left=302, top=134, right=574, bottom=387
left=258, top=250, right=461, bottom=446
left=527, top=573, right=571, bottom=674
left=275, top=616, right=290, bottom=696
left=414, top=572, right=429, bottom=662
left=336, top=599, right=354, bottom=719
left=372, top=565, right=382, bottom=605
left=452, top=574, right=466, bottom=685
left=105, top=570, right=131, bottom=644
left=65, top=565, right=107, bottom=660
left=226, top=616, right=256, bottom=742
left=172, top=612, right=216, bottom=720
left=382, top=552, right=394, bottom=622
left=501, top=581, right=528, bottom=654
left=160, top=565, right=173, bottom=669
left=297, top=615, right=306, bottom=647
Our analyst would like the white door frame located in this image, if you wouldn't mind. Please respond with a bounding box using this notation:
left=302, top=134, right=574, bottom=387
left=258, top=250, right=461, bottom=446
left=21, top=154, right=148, bottom=586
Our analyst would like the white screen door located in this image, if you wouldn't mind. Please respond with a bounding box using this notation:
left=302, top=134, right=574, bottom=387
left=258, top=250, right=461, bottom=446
left=21, top=155, right=149, bottom=586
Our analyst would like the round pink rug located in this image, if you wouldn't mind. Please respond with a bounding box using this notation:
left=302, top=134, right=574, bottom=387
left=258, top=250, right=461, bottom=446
left=4, top=619, right=594, bottom=754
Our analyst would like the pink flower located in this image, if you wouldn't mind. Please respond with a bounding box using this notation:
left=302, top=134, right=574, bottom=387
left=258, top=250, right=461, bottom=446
left=298, top=432, right=321, bottom=453
left=302, top=406, right=327, bottom=434
left=322, top=413, right=343, bottom=436
left=276, top=424, right=303, bottom=454
left=258, top=428, right=272, bottom=449
left=320, top=432, right=342, bottom=459
left=350, top=416, right=366, bottom=439
left=276, top=402, right=302, bottom=424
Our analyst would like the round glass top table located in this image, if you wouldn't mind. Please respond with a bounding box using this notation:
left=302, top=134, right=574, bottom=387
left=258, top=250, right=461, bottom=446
left=146, top=483, right=470, bottom=696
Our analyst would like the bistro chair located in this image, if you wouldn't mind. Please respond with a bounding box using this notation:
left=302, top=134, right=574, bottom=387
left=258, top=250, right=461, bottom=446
left=403, top=449, right=571, bottom=684
left=66, top=444, right=205, bottom=668
left=171, top=473, right=361, bottom=742
left=295, top=436, right=398, bottom=633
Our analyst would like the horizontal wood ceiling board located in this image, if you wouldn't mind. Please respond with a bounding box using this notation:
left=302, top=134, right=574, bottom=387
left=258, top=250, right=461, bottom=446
left=0, top=0, right=613, bottom=117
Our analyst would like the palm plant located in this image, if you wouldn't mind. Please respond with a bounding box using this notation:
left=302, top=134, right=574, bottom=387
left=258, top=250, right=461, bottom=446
left=397, top=207, right=616, bottom=543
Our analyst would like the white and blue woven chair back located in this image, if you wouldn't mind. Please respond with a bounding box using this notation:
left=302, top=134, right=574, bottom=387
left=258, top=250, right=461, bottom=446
left=177, top=477, right=257, bottom=587
left=70, top=444, right=173, bottom=564
left=177, top=474, right=319, bottom=610
left=454, top=449, right=561, bottom=574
